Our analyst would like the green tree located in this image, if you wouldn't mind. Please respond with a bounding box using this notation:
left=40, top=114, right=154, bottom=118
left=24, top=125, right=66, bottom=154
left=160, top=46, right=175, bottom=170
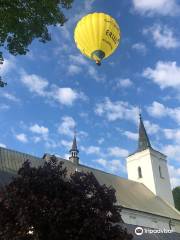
left=0, top=0, right=73, bottom=64
left=0, top=156, right=133, bottom=240
left=172, top=186, right=180, bottom=211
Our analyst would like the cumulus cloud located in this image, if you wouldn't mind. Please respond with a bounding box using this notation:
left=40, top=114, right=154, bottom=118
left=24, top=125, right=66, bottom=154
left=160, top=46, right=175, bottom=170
left=162, top=144, right=180, bottom=162
left=147, top=101, right=167, bottom=118
left=168, top=165, right=180, bottom=188
left=116, top=78, right=133, bottom=88
left=0, top=104, right=10, bottom=111
left=143, top=24, right=179, bottom=49
left=52, top=87, right=86, bottom=106
left=123, top=131, right=138, bottom=141
left=143, top=61, right=180, bottom=89
left=67, top=64, right=82, bottom=75
left=163, top=128, right=180, bottom=142
left=15, top=133, right=28, bottom=143
left=69, top=54, right=105, bottom=82
left=58, top=116, right=76, bottom=137
left=61, top=140, right=72, bottom=149
left=132, top=43, right=147, bottom=55
left=147, top=101, right=180, bottom=124
left=0, top=58, right=15, bottom=76
left=144, top=120, right=160, bottom=134
left=0, top=143, right=7, bottom=148
left=98, top=138, right=105, bottom=145
left=21, top=72, right=49, bottom=96
left=86, top=146, right=101, bottom=155
left=95, top=98, right=139, bottom=123
left=132, top=0, right=180, bottom=16
left=2, top=92, right=20, bottom=102
left=29, top=124, right=49, bottom=141
left=108, top=147, right=129, bottom=158
left=95, top=158, right=126, bottom=174
left=20, top=71, right=87, bottom=106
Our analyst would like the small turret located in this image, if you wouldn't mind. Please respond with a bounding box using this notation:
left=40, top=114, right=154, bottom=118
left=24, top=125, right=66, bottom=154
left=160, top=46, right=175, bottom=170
left=69, top=132, right=79, bottom=165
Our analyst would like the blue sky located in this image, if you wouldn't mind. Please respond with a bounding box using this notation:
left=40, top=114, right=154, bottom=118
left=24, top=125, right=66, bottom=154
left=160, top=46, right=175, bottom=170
left=1, top=0, right=180, bottom=188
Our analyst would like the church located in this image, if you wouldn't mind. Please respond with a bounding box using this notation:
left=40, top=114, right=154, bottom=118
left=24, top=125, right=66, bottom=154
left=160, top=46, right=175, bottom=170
left=0, top=116, right=180, bottom=239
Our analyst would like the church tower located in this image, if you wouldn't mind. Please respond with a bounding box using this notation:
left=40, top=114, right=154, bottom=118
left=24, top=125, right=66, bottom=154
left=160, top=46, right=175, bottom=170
left=126, top=115, right=174, bottom=206
left=69, top=132, right=79, bottom=165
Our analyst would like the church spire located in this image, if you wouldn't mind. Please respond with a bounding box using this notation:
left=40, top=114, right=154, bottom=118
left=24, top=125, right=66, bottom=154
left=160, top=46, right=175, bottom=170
left=138, top=114, right=151, bottom=152
left=69, top=130, right=79, bottom=165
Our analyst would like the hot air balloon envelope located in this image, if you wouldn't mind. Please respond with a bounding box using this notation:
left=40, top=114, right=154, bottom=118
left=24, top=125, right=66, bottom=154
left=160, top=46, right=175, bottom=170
left=74, top=12, right=121, bottom=65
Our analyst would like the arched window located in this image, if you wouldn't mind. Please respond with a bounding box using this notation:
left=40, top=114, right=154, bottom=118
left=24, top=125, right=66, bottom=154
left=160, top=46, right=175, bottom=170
left=159, top=166, right=163, bottom=178
left=138, top=167, right=142, bottom=178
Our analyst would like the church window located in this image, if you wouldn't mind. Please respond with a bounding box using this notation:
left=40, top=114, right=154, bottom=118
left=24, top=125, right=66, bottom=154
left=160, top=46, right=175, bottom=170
left=138, top=167, right=142, bottom=178
left=159, top=166, right=163, bottom=179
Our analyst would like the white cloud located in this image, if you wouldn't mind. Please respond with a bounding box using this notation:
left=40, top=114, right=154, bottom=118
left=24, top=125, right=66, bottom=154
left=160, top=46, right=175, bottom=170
left=95, top=158, right=126, bottom=174
left=116, top=78, right=133, bottom=88
left=21, top=72, right=49, bottom=96
left=147, top=101, right=167, bottom=118
left=143, top=61, right=180, bottom=89
left=168, top=165, right=180, bottom=188
left=147, top=101, right=180, bottom=124
left=132, top=0, right=180, bottom=16
left=52, top=87, right=86, bottom=106
left=163, top=128, right=180, bottom=142
left=161, top=144, right=180, bottom=162
left=29, top=124, right=49, bottom=140
left=32, top=136, right=41, bottom=143
left=144, top=120, right=160, bottom=134
left=0, top=104, right=10, bottom=110
left=132, top=43, right=147, bottom=55
left=98, top=138, right=105, bottom=145
left=69, top=54, right=88, bottom=66
left=0, top=58, right=15, bottom=76
left=95, top=98, right=139, bottom=123
left=87, top=65, right=105, bottom=82
left=0, top=143, right=7, bottom=148
left=96, top=158, right=107, bottom=167
left=21, top=71, right=87, bottom=106
left=2, top=92, right=20, bottom=102
left=64, top=153, right=70, bottom=160
left=123, top=131, right=138, bottom=141
left=86, top=146, right=101, bottom=155
left=58, top=116, right=76, bottom=137
left=15, top=133, right=28, bottom=143
left=69, top=54, right=105, bottom=82
left=61, top=140, right=72, bottom=149
left=59, top=25, right=71, bottom=40
left=68, top=64, right=82, bottom=75
left=108, top=147, right=129, bottom=158
left=73, top=0, right=95, bottom=22
left=143, top=24, right=179, bottom=49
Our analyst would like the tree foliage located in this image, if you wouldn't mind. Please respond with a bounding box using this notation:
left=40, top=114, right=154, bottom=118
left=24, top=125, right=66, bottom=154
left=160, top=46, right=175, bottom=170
left=0, top=0, right=73, bottom=64
left=0, top=156, right=133, bottom=240
left=172, top=186, right=180, bottom=211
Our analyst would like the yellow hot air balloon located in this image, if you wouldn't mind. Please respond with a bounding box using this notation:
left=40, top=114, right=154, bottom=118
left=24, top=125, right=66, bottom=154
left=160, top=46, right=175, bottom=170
left=74, top=12, right=121, bottom=66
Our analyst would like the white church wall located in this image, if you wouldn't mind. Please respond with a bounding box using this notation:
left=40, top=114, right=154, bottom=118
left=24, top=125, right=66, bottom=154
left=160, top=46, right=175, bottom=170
left=150, top=151, right=174, bottom=206
left=126, top=149, right=174, bottom=206
left=121, top=208, right=180, bottom=233
left=127, top=149, right=156, bottom=193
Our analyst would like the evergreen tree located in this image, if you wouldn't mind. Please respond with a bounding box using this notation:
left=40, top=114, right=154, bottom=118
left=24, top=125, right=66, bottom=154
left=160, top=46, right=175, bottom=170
left=0, top=156, right=133, bottom=240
